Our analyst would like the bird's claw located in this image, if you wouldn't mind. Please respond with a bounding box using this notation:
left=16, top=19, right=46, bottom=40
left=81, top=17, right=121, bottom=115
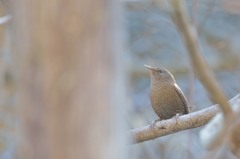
left=150, top=119, right=161, bottom=129
left=172, top=113, right=180, bottom=123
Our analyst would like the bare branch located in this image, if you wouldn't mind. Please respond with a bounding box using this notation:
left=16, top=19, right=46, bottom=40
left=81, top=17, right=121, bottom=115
left=130, top=94, right=239, bottom=144
left=130, top=105, right=218, bottom=144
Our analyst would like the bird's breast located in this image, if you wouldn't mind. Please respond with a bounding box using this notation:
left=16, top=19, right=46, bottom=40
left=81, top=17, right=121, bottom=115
left=149, top=83, right=186, bottom=119
left=150, top=83, right=176, bottom=106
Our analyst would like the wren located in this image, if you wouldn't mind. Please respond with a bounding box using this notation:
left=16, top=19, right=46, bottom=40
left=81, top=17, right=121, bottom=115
left=145, top=65, right=189, bottom=120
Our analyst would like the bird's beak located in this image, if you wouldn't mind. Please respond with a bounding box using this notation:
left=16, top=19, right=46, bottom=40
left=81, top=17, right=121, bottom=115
left=144, top=64, right=155, bottom=70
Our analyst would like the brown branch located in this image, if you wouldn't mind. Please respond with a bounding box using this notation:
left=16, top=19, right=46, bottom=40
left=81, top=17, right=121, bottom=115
left=130, top=105, right=218, bottom=144
left=130, top=94, right=239, bottom=144
left=169, top=0, right=233, bottom=121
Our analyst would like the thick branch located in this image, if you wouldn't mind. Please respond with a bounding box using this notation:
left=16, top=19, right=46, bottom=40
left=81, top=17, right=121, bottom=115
left=130, top=94, right=240, bottom=144
left=130, top=105, right=219, bottom=144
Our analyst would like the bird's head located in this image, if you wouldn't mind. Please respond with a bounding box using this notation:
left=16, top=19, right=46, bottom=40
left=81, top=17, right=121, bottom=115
left=144, top=64, right=175, bottom=83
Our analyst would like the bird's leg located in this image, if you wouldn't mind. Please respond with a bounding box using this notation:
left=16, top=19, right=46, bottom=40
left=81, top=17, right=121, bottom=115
left=172, top=113, right=180, bottom=123
left=150, top=118, right=161, bottom=129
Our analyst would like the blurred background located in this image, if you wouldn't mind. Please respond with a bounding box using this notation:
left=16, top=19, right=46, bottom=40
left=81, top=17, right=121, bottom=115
left=0, top=0, right=239, bottom=159
left=125, top=0, right=240, bottom=159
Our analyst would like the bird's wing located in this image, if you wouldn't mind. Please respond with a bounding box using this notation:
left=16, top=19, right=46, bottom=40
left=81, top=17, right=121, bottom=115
left=173, top=83, right=189, bottom=114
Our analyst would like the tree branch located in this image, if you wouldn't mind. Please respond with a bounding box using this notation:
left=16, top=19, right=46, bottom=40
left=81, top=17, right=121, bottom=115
left=130, top=94, right=239, bottom=144
left=130, top=105, right=218, bottom=144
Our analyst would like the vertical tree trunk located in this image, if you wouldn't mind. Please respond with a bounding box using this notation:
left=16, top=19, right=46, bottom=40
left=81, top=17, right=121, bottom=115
left=12, top=0, right=126, bottom=159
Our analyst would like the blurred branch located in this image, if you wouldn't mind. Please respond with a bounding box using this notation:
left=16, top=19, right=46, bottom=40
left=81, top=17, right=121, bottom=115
left=0, top=15, right=11, bottom=24
left=130, top=94, right=239, bottom=144
left=169, top=0, right=233, bottom=121
left=200, top=94, right=240, bottom=150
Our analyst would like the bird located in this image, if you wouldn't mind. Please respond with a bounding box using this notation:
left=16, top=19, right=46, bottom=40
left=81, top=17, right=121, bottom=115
left=145, top=65, right=189, bottom=121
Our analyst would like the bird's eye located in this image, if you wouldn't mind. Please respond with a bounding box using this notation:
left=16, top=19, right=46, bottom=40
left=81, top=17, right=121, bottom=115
left=158, top=69, right=163, bottom=73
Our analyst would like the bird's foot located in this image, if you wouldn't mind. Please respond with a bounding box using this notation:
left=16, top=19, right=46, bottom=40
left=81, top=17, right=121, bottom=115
left=150, top=119, right=161, bottom=129
left=172, top=113, right=180, bottom=123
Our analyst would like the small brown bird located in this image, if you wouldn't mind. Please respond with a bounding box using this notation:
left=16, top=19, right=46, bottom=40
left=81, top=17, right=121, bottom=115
left=145, top=65, right=189, bottom=120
